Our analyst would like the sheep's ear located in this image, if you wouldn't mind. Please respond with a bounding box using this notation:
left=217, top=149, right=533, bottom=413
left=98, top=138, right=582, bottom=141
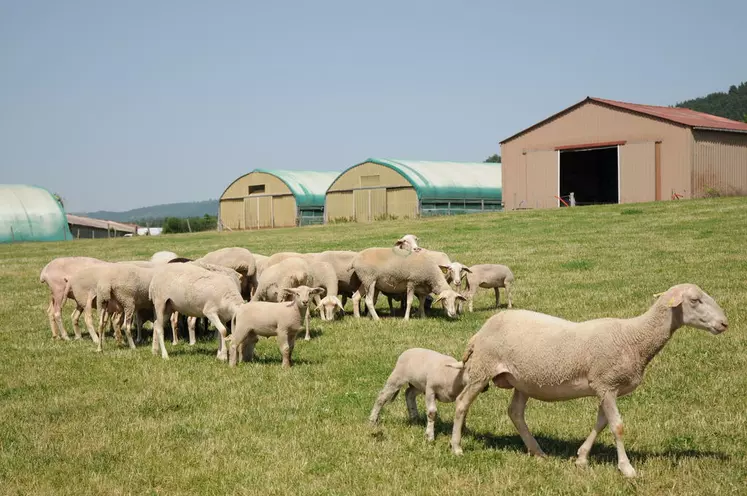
left=334, top=297, right=345, bottom=311
left=439, top=265, right=450, bottom=275
left=282, top=288, right=299, bottom=296
left=665, top=289, right=683, bottom=308
left=394, top=240, right=405, bottom=247
left=462, top=267, right=472, bottom=274
left=311, top=287, right=325, bottom=295
left=456, top=294, right=467, bottom=301
left=433, top=294, right=443, bottom=304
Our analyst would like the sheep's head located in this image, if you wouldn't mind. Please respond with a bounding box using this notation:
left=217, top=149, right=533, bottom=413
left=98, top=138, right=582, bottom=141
left=441, top=262, right=471, bottom=289
left=433, top=289, right=467, bottom=318
left=395, top=234, right=420, bottom=252
left=655, top=284, right=728, bottom=335
left=319, top=294, right=345, bottom=320
left=282, top=286, right=325, bottom=308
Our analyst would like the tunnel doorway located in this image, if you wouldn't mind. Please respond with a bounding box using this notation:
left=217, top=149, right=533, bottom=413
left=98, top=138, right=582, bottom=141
left=559, top=146, right=619, bottom=206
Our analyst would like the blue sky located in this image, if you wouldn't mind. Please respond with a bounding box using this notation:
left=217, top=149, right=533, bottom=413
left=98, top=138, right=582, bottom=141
left=1, top=0, right=744, bottom=212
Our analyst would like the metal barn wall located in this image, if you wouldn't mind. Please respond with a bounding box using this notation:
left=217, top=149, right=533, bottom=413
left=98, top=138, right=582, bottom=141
left=220, top=171, right=297, bottom=229
left=692, top=130, right=747, bottom=197
left=325, top=162, right=417, bottom=222
left=619, top=142, right=656, bottom=203
left=501, top=101, right=692, bottom=209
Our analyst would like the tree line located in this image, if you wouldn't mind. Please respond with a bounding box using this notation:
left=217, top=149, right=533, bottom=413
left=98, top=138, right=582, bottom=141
left=676, top=81, right=747, bottom=123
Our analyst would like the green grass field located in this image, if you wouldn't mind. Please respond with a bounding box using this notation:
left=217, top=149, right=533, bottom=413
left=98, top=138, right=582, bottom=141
left=1, top=198, right=746, bottom=495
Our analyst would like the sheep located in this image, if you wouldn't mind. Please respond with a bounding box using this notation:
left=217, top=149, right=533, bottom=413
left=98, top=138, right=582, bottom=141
left=148, top=263, right=244, bottom=360
left=351, top=247, right=465, bottom=321
left=60, top=263, right=121, bottom=343
left=447, top=283, right=729, bottom=478
left=150, top=251, right=179, bottom=264
left=314, top=251, right=360, bottom=315
left=40, top=256, right=108, bottom=340
left=196, top=247, right=257, bottom=299
left=369, top=348, right=471, bottom=441
left=249, top=253, right=270, bottom=296
left=307, top=261, right=345, bottom=335
left=227, top=286, right=324, bottom=368
left=394, top=234, right=420, bottom=251
left=445, top=263, right=514, bottom=311
left=95, top=264, right=156, bottom=351
left=253, top=257, right=317, bottom=337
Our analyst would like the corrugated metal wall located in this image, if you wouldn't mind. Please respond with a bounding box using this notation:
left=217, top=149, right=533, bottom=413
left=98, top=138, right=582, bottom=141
left=325, top=163, right=417, bottom=222
left=501, top=101, right=692, bottom=209
left=524, top=150, right=557, bottom=209
left=619, top=142, right=656, bottom=203
left=692, top=130, right=747, bottom=197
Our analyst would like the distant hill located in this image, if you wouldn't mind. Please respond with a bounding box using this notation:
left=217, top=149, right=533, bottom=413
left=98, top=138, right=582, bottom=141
left=676, top=81, right=747, bottom=122
left=80, top=199, right=219, bottom=223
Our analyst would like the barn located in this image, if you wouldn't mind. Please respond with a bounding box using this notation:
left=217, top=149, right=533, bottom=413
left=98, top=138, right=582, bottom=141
left=66, top=214, right=137, bottom=239
left=500, top=97, right=747, bottom=209
left=324, top=158, right=502, bottom=222
left=0, top=184, right=73, bottom=243
left=219, top=169, right=339, bottom=229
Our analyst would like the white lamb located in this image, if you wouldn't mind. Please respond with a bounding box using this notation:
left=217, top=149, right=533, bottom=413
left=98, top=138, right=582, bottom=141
left=148, top=263, right=244, bottom=360
left=448, top=283, right=728, bottom=478
left=227, top=286, right=324, bottom=368
left=445, top=262, right=514, bottom=311
left=369, top=348, right=472, bottom=441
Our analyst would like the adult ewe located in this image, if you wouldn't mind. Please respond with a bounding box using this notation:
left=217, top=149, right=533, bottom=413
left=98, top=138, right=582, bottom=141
left=40, top=256, right=107, bottom=340
left=351, top=247, right=464, bottom=321
left=196, top=247, right=257, bottom=299
left=448, top=284, right=728, bottom=478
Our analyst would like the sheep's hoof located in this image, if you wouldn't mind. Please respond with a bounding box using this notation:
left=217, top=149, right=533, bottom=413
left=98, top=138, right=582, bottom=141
left=189, top=341, right=196, bottom=346
left=618, top=462, right=636, bottom=478
left=216, top=353, right=228, bottom=362
left=575, top=457, right=589, bottom=468
left=451, top=445, right=464, bottom=456
left=304, top=336, right=311, bottom=342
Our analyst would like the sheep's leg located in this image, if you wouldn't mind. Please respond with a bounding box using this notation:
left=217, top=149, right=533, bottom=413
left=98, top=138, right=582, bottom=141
left=112, top=312, right=123, bottom=343
left=505, top=282, right=513, bottom=309
left=122, top=310, right=136, bottom=350
left=52, top=290, right=70, bottom=341
left=276, top=331, right=292, bottom=368
left=134, top=313, right=143, bottom=345
left=239, top=334, right=259, bottom=364
left=364, top=282, right=380, bottom=321
left=352, top=290, right=362, bottom=318
left=576, top=405, right=607, bottom=467
left=508, top=390, right=546, bottom=457
left=417, top=294, right=426, bottom=319
left=187, top=316, right=197, bottom=345
left=467, top=288, right=476, bottom=313
left=386, top=294, right=395, bottom=316
left=96, top=305, right=106, bottom=352
left=494, top=287, right=500, bottom=309
left=84, top=298, right=100, bottom=344
left=403, top=285, right=414, bottom=320
left=450, top=380, right=489, bottom=455
left=205, top=312, right=229, bottom=361
left=47, top=298, right=59, bottom=339
left=152, top=304, right=170, bottom=360
left=424, top=387, right=438, bottom=441
left=405, top=386, right=419, bottom=422
left=314, top=295, right=325, bottom=321
left=304, top=306, right=311, bottom=341
left=170, top=312, right=179, bottom=345
left=368, top=383, right=402, bottom=425
left=71, top=307, right=82, bottom=340
left=600, top=392, right=636, bottom=478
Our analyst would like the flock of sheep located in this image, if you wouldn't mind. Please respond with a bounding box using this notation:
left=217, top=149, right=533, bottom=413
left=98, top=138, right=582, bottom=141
left=39, top=234, right=729, bottom=478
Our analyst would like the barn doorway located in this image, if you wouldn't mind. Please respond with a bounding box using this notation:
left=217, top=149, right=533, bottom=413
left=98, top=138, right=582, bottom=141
left=559, top=146, right=618, bottom=205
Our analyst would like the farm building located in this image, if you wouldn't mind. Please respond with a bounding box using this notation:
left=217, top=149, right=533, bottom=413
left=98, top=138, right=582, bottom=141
left=219, top=169, right=339, bottom=229
left=324, top=158, right=502, bottom=222
left=500, top=97, right=747, bottom=209
left=0, top=184, right=73, bottom=243
left=67, top=214, right=137, bottom=238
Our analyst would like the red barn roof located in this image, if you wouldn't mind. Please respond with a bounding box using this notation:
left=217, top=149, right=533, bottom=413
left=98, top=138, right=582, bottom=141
left=501, top=96, right=747, bottom=144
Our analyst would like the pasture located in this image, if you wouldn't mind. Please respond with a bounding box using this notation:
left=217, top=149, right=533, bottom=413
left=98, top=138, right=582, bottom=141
left=1, top=197, right=746, bottom=495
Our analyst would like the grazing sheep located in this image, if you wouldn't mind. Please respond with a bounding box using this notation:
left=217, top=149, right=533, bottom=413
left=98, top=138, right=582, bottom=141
left=448, top=284, right=729, bottom=478
left=95, top=264, right=156, bottom=351
left=369, top=348, right=471, bottom=441
left=40, top=256, right=107, bottom=340
left=307, top=261, right=345, bottom=334
left=150, top=251, right=179, bottom=264
left=227, top=286, right=324, bottom=368
left=314, top=251, right=360, bottom=314
left=60, top=263, right=121, bottom=343
left=351, top=247, right=465, bottom=321
left=148, top=263, right=244, bottom=360
left=196, top=247, right=257, bottom=299
left=445, top=263, right=514, bottom=311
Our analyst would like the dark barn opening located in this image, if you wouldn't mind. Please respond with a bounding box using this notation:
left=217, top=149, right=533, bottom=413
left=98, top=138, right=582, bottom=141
left=559, top=147, right=618, bottom=205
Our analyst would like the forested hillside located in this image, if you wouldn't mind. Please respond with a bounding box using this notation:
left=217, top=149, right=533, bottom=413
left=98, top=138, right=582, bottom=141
left=676, top=81, right=747, bottom=122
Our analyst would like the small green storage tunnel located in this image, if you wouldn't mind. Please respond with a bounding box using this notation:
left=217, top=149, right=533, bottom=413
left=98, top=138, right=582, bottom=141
left=324, top=158, right=502, bottom=222
left=219, top=169, right=340, bottom=229
left=0, top=184, right=73, bottom=243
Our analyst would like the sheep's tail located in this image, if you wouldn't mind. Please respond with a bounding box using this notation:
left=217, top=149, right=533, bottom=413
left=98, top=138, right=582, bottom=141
left=448, top=336, right=476, bottom=370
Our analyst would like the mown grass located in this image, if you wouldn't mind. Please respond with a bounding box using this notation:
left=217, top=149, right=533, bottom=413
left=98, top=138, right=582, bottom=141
left=1, top=197, right=746, bottom=495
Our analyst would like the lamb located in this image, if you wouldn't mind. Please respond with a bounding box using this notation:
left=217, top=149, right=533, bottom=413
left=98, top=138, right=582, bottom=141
left=195, top=247, right=257, bottom=299
left=40, top=256, right=108, bottom=340
left=447, top=283, right=728, bottom=478
left=306, top=261, right=345, bottom=334
left=445, top=263, right=514, bottom=311
left=351, top=247, right=465, bottom=321
left=95, top=264, right=156, bottom=351
left=254, top=257, right=316, bottom=338
left=369, top=348, right=471, bottom=441
left=148, top=263, right=245, bottom=360
left=227, top=286, right=324, bottom=368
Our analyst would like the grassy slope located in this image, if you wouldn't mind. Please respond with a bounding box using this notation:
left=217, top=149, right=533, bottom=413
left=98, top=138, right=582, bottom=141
left=1, top=198, right=746, bottom=495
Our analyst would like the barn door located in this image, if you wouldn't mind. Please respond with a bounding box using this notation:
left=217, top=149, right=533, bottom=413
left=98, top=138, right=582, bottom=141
left=245, top=196, right=273, bottom=228
left=619, top=142, right=655, bottom=203
left=353, top=189, right=369, bottom=222
left=244, top=198, right=256, bottom=228
left=525, top=150, right=558, bottom=208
